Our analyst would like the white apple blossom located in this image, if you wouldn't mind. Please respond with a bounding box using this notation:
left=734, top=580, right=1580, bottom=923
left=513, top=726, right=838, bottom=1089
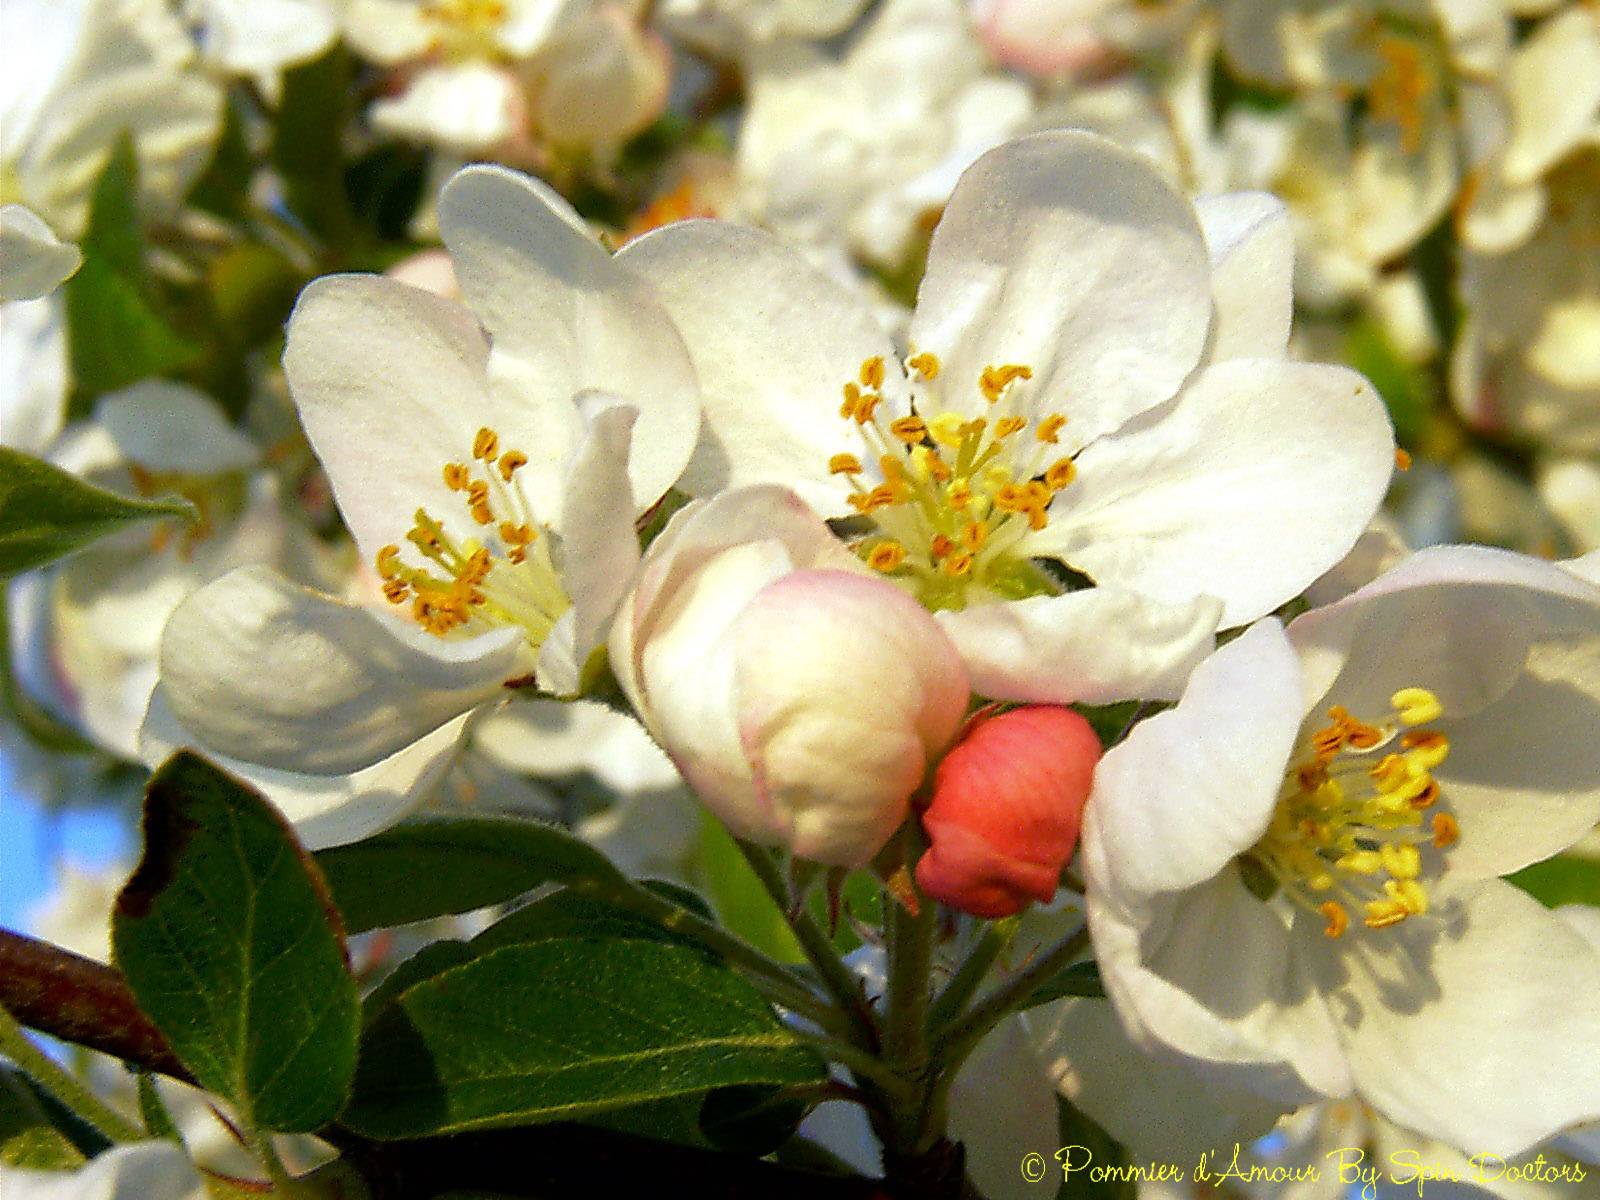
left=0, top=204, right=80, bottom=303
left=619, top=130, right=1395, bottom=707
left=658, top=0, right=869, bottom=51
left=1079, top=544, right=1600, bottom=1156
left=143, top=163, right=700, bottom=847
left=609, top=485, right=971, bottom=867
left=735, top=0, right=1033, bottom=269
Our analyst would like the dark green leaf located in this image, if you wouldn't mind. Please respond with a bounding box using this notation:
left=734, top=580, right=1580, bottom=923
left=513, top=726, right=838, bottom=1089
left=187, top=91, right=254, bottom=219
left=0, top=448, right=196, bottom=579
left=1024, top=960, right=1106, bottom=1007
left=1055, top=1096, right=1135, bottom=1200
left=111, top=752, right=359, bottom=1133
left=272, top=45, right=353, bottom=245
left=208, top=243, right=303, bottom=349
left=471, top=888, right=705, bottom=956
left=315, top=814, right=625, bottom=935
left=362, top=940, right=477, bottom=1026
left=1509, top=855, right=1600, bottom=909
left=64, top=136, right=200, bottom=395
left=344, top=939, right=826, bottom=1138
left=699, top=1084, right=811, bottom=1156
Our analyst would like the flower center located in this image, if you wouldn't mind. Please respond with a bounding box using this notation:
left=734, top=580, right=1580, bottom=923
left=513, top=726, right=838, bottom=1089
left=1242, top=687, right=1459, bottom=939
left=830, top=354, right=1077, bottom=612
left=127, top=464, right=242, bottom=559
left=422, top=0, right=510, bottom=57
left=1366, top=30, right=1435, bottom=156
left=375, top=426, right=569, bottom=648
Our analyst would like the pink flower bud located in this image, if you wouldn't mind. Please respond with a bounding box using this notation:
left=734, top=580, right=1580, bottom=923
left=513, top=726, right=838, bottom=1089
left=915, top=705, right=1100, bottom=917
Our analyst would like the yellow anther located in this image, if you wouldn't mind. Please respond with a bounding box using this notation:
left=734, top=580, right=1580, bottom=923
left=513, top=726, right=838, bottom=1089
left=499, top=521, right=534, bottom=546
left=498, top=450, right=528, bottom=481
left=993, top=483, right=1029, bottom=512
left=376, top=544, right=404, bottom=577
left=1363, top=899, right=1409, bottom=929
left=946, top=479, right=972, bottom=511
left=1409, top=778, right=1441, bottom=810
left=942, top=551, right=975, bottom=578
left=890, top=416, right=928, bottom=444
left=1431, top=812, right=1460, bottom=848
left=929, top=412, right=967, bottom=448
left=867, top=541, right=906, bottom=573
left=1401, top=730, right=1450, bottom=770
left=1319, top=901, right=1349, bottom=939
left=382, top=578, right=410, bottom=604
left=929, top=534, right=954, bottom=561
left=829, top=453, right=863, bottom=476
left=855, top=392, right=883, bottom=423
left=470, top=502, right=493, bottom=525
left=443, top=463, right=471, bottom=490
left=1380, top=843, right=1422, bottom=881
left=1370, top=754, right=1413, bottom=792
left=1335, top=850, right=1384, bottom=876
left=473, top=427, right=500, bottom=461
left=908, top=351, right=941, bottom=380
left=879, top=455, right=907, bottom=482
left=840, top=382, right=862, bottom=419
left=1036, top=413, right=1067, bottom=444
left=1045, top=458, right=1077, bottom=491
left=1395, top=448, right=1413, bottom=471
left=994, top=416, right=1026, bottom=439
left=1386, top=878, right=1428, bottom=916
left=1391, top=688, right=1443, bottom=726
left=860, top=356, right=886, bottom=390
left=979, top=363, right=1033, bottom=404
left=961, top=522, right=987, bottom=552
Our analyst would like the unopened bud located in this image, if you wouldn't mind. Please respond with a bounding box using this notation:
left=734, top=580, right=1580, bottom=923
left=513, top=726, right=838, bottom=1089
left=915, top=706, right=1100, bottom=918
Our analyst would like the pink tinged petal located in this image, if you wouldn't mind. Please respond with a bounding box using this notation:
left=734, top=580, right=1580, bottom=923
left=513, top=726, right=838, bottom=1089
left=536, top=398, right=641, bottom=696
left=935, top=586, right=1221, bottom=706
left=1036, top=360, right=1394, bottom=627
left=615, top=219, right=902, bottom=518
left=1085, top=866, right=1352, bottom=1106
left=139, top=687, right=470, bottom=850
left=1086, top=618, right=1303, bottom=897
left=282, top=274, right=494, bottom=564
left=1023, top=998, right=1289, bottom=1163
left=908, top=130, right=1212, bottom=446
left=1194, top=192, right=1293, bottom=362
left=733, top=569, right=970, bottom=867
left=1310, top=877, right=1600, bottom=1158
left=158, top=566, right=524, bottom=775
left=437, top=166, right=699, bottom=520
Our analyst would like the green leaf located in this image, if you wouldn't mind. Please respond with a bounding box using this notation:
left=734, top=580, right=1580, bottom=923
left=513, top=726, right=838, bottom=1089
left=343, top=939, right=826, bottom=1138
left=64, top=136, right=199, bottom=396
left=471, top=888, right=705, bottom=956
left=362, top=941, right=477, bottom=1027
left=1055, top=1096, right=1136, bottom=1200
left=1023, top=960, right=1106, bottom=1007
left=273, top=45, right=354, bottom=245
left=691, top=813, right=803, bottom=964
left=0, top=1068, right=87, bottom=1169
left=111, top=752, right=359, bottom=1133
left=699, top=1084, right=811, bottom=1156
left=187, top=91, right=254, bottom=219
left=1509, top=854, right=1600, bottom=909
left=315, top=814, right=625, bottom=935
left=0, top=448, right=196, bottom=579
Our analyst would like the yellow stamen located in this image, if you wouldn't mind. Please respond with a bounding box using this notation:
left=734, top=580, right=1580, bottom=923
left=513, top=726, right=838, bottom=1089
left=498, top=450, right=528, bottom=481
left=829, top=453, right=863, bottom=476
left=443, top=463, right=471, bottom=490
left=1036, top=413, right=1067, bottom=444
left=978, top=363, right=1033, bottom=404
left=908, top=351, right=940, bottom=380
left=860, top=356, right=886, bottom=390
left=867, top=542, right=906, bottom=573
left=1395, top=448, right=1412, bottom=471
left=1391, top=688, right=1443, bottom=726
left=1319, top=901, right=1349, bottom=939
left=473, top=427, right=499, bottom=461
left=1431, top=813, right=1460, bottom=848
left=1045, top=458, right=1077, bottom=491
left=890, top=416, right=928, bottom=444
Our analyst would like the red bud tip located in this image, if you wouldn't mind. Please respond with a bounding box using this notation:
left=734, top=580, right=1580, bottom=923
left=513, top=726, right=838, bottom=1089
left=914, top=705, right=1100, bottom=918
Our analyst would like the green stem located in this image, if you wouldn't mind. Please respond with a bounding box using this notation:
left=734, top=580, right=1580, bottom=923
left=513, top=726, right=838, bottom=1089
left=0, top=1002, right=143, bottom=1144
left=790, top=1031, right=916, bottom=1102
left=883, top=891, right=937, bottom=1073
left=928, top=917, right=1018, bottom=1032
left=589, top=879, right=848, bottom=1036
left=733, top=841, right=880, bottom=1049
left=933, top=926, right=1093, bottom=1067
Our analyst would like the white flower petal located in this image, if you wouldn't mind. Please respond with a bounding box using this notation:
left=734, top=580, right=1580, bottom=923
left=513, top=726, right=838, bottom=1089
left=1313, top=878, right=1600, bottom=1157
left=908, top=130, right=1211, bottom=446
left=282, top=274, right=494, bottom=564
left=1035, top=359, right=1393, bottom=627
left=94, top=381, right=258, bottom=474
left=1087, top=618, right=1303, bottom=896
left=946, top=1018, right=1060, bottom=1200
left=536, top=399, right=641, bottom=696
left=1087, top=864, right=1350, bottom=1104
left=473, top=698, right=680, bottom=792
left=368, top=63, right=519, bottom=155
left=0, top=203, right=80, bottom=301
left=438, top=165, right=699, bottom=519
left=1501, top=8, right=1600, bottom=186
left=934, top=585, right=1221, bottom=706
left=191, top=0, right=338, bottom=77
left=0, top=294, right=68, bottom=454
left=616, top=218, right=899, bottom=517
left=158, top=566, right=523, bottom=774
left=0, top=1140, right=207, bottom=1200
left=140, top=687, right=469, bottom=850
left=1194, top=192, right=1292, bottom=362
left=1024, top=998, right=1288, bottom=1162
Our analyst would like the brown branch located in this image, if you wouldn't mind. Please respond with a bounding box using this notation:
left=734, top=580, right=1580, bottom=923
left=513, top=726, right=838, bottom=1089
left=0, top=927, right=192, bottom=1083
